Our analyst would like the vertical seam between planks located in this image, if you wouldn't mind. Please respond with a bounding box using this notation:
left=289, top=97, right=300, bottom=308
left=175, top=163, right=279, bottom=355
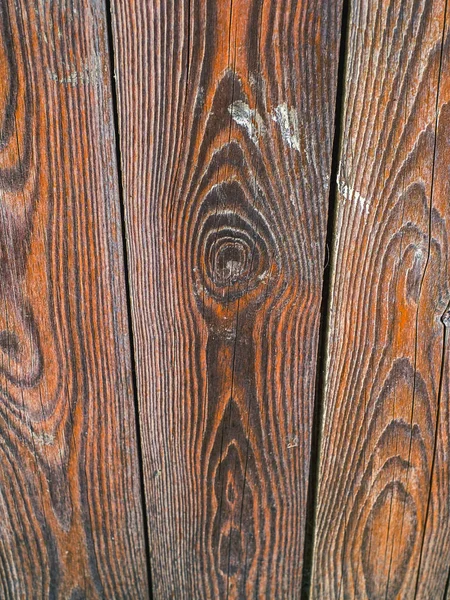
left=444, top=564, right=450, bottom=598
left=300, top=0, right=351, bottom=597
left=103, top=0, right=154, bottom=597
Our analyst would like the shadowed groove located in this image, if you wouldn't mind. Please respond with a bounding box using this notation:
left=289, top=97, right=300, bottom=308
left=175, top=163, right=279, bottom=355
left=104, top=0, right=153, bottom=597
left=300, top=0, right=350, bottom=596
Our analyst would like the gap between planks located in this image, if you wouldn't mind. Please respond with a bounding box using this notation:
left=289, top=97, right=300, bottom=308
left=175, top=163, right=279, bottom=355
left=300, top=0, right=351, bottom=597
left=104, top=0, right=154, bottom=596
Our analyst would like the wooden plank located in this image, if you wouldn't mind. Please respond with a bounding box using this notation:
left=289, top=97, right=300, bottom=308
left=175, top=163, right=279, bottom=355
left=415, top=9, right=450, bottom=597
left=111, top=0, right=342, bottom=597
left=0, top=1, right=148, bottom=597
left=312, top=1, right=450, bottom=598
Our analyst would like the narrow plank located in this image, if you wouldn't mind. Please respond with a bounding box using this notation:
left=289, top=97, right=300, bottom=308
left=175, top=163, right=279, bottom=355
left=111, top=0, right=342, bottom=596
left=0, top=1, right=148, bottom=597
left=312, top=1, right=450, bottom=598
left=415, top=9, right=450, bottom=596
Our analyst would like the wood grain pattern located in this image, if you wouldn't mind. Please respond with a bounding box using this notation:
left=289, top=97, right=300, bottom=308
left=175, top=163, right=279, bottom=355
left=312, top=1, right=450, bottom=598
left=415, top=11, right=450, bottom=597
left=111, top=0, right=342, bottom=596
left=0, top=1, right=148, bottom=597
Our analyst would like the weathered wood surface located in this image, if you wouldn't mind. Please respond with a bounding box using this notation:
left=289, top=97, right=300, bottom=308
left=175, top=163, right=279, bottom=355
left=6, top=0, right=450, bottom=597
left=312, top=1, right=450, bottom=598
left=0, top=1, right=148, bottom=597
left=111, top=0, right=342, bottom=596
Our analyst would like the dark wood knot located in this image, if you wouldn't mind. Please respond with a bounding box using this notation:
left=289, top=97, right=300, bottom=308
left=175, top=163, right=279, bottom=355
left=193, top=181, right=277, bottom=312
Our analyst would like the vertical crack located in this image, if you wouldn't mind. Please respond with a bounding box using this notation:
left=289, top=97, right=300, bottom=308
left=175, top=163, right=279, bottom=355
left=413, top=306, right=449, bottom=598
left=444, top=562, right=450, bottom=598
left=104, top=1, right=153, bottom=597
left=399, top=2, right=448, bottom=596
left=300, top=0, right=351, bottom=597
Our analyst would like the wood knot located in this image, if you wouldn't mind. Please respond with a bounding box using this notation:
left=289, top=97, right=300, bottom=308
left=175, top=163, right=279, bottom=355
left=193, top=181, right=277, bottom=311
left=208, top=228, right=253, bottom=288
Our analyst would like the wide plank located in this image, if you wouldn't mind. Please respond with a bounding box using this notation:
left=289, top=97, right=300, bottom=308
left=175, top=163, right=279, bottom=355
left=111, top=0, right=343, bottom=597
left=312, top=0, right=450, bottom=598
left=0, top=1, right=148, bottom=597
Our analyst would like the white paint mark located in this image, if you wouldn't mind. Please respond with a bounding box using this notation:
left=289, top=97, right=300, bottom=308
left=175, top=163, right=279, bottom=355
left=197, top=86, right=205, bottom=107
left=287, top=434, right=299, bottom=449
left=48, top=69, right=101, bottom=85
left=32, top=430, right=55, bottom=446
left=337, top=175, right=369, bottom=215
left=47, top=54, right=102, bottom=86
left=272, top=103, right=300, bottom=152
left=224, top=260, right=243, bottom=280
left=228, top=100, right=265, bottom=143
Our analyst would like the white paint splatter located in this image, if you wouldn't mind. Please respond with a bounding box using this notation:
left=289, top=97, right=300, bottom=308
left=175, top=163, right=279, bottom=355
left=229, top=101, right=305, bottom=152
left=47, top=54, right=102, bottom=86
left=32, top=430, right=55, bottom=446
left=337, top=176, right=369, bottom=215
left=272, top=103, right=300, bottom=152
left=287, top=434, right=299, bottom=449
left=228, top=100, right=265, bottom=143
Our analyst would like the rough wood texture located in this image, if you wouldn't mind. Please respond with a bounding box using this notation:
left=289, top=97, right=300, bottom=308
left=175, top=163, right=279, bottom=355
left=111, top=0, right=342, bottom=596
left=416, top=11, right=450, bottom=597
left=0, top=1, right=148, bottom=597
left=312, top=1, right=450, bottom=598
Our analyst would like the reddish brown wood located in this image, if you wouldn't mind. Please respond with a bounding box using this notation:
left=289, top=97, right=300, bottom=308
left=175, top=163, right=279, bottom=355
left=0, top=1, right=148, bottom=596
left=415, top=11, right=450, bottom=596
left=312, top=1, right=450, bottom=598
left=111, top=0, right=343, bottom=596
